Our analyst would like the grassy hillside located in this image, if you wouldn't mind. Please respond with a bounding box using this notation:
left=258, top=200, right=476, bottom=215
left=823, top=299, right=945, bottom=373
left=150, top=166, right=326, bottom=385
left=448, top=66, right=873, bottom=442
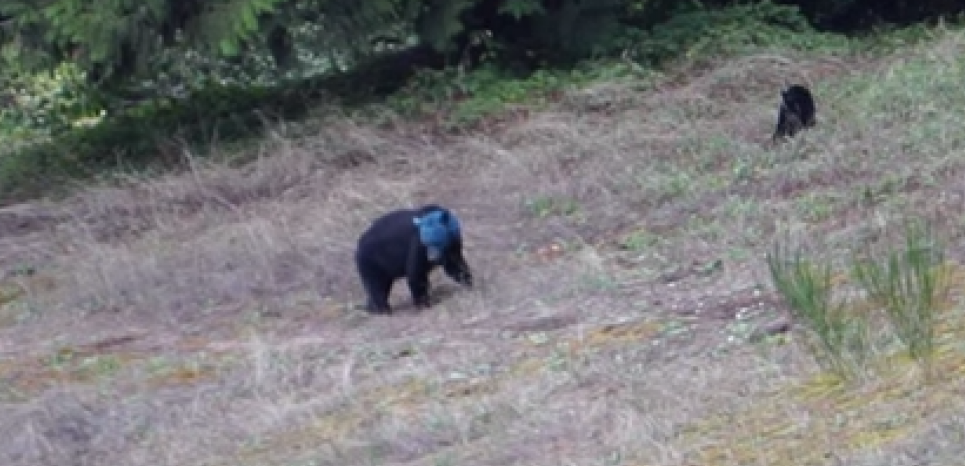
left=2, top=23, right=965, bottom=466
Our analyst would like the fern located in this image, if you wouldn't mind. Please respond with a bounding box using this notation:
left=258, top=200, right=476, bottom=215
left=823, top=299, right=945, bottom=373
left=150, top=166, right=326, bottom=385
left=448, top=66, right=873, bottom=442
left=0, top=0, right=293, bottom=79
left=182, top=0, right=288, bottom=57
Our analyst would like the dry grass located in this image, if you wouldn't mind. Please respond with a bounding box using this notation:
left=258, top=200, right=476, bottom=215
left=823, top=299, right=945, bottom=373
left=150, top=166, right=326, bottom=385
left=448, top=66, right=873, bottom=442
left=3, top=27, right=965, bottom=466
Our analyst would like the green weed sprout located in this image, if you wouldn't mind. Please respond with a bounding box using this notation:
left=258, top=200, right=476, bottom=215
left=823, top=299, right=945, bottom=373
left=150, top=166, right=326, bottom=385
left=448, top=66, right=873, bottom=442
left=850, top=220, right=949, bottom=377
left=767, top=240, right=871, bottom=380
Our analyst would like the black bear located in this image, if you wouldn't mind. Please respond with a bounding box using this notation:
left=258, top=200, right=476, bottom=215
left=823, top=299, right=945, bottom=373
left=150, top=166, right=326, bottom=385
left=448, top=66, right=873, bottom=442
left=772, top=84, right=817, bottom=142
left=354, top=204, right=473, bottom=314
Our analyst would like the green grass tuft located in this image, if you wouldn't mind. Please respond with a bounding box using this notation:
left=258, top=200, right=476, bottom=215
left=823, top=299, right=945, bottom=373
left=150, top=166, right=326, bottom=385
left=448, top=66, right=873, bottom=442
left=851, top=220, right=951, bottom=377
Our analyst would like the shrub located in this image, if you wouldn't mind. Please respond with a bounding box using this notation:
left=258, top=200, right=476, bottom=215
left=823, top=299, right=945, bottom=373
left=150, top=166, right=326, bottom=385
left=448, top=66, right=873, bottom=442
left=633, top=1, right=848, bottom=66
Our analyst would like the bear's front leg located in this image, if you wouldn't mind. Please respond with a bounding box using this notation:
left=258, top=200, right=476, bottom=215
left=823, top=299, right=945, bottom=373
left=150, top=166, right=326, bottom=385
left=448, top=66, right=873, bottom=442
left=405, top=239, right=433, bottom=309
left=443, top=254, right=472, bottom=287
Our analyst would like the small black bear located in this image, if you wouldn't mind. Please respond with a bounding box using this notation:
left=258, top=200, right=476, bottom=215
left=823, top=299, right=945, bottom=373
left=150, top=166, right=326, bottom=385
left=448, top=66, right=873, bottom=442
left=354, top=204, right=473, bottom=314
left=772, top=84, right=817, bottom=142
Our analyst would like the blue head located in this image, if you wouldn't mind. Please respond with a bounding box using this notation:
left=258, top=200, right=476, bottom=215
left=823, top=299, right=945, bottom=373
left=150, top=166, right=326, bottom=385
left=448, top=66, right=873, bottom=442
left=413, top=208, right=462, bottom=262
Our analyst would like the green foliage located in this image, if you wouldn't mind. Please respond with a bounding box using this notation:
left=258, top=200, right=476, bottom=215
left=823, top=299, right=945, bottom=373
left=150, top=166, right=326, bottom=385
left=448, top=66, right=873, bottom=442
left=525, top=196, right=581, bottom=218
left=632, top=1, right=848, bottom=66
left=0, top=61, right=101, bottom=145
left=408, top=0, right=635, bottom=67
left=0, top=0, right=292, bottom=80
left=385, top=64, right=545, bottom=125
left=1, top=0, right=960, bottom=92
left=768, top=219, right=951, bottom=382
left=198, top=0, right=286, bottom=58
left=0, top=77, right=322, bottom=202
left=0, top=0, right=942, bottom=205
left=526, top=0, right=633, bottom=60
left=850, top=220, right=949, bottom=375
left=384, top=59, right=640, bottom=129
left=415, top=0, right=477, bottom=53
left=767, top=241, right=872, bottom=379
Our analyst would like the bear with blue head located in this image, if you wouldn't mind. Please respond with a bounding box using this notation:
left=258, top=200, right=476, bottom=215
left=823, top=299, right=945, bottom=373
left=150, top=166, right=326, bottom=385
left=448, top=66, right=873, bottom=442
left=354, top=204, right=473, bottom=314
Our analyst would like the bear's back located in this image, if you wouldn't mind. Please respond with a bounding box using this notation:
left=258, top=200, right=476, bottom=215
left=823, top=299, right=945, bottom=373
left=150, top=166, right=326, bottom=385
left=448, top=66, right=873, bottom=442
left=357, top=208, right=419, bottom=249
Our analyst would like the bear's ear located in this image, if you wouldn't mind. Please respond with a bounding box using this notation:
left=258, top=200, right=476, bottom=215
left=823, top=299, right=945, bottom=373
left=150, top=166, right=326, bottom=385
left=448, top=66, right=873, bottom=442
left=447, top=214, right=461, bottom=237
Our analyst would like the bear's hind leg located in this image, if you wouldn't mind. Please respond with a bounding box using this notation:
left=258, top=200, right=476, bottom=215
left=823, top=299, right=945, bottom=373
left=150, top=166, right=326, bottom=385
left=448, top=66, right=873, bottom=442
left=362, top=277, right=393, bottom=314
left=357, top=255, right=394, bottom=313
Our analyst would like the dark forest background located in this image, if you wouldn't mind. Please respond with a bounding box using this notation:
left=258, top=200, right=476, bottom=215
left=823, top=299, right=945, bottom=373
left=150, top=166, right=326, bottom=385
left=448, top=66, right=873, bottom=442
left=1, top=0, right=962, bottom=202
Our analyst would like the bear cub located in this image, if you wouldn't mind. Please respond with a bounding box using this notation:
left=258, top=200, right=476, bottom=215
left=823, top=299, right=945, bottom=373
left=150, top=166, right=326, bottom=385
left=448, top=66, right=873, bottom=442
left=355, top=204, right=473, bottom=314
left=772, top=84, right=817, bottom=142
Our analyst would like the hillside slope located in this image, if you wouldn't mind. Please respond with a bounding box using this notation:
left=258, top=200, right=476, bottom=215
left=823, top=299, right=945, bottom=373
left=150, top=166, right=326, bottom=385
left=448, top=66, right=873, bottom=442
left=2, top=28, right=965, bottom=466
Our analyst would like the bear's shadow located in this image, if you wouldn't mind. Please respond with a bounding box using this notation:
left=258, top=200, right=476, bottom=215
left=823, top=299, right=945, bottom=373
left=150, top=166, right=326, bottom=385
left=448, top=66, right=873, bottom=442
left=351, top=282, right=465, bottom=314
left=397, top=282, right=463, bottom=313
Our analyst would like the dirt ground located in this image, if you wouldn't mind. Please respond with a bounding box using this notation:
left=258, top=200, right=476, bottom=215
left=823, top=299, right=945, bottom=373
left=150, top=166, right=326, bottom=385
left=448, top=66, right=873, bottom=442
left=3, top=35, right=965, bottom=466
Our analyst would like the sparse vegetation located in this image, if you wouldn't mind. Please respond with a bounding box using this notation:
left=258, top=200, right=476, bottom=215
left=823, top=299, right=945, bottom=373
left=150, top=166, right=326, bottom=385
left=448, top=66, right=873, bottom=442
left=767, top=239, right=874, bottom=379
left=851, top=220, right=951, bottom=376
left=767, top=220, right=955, bottom=382
left=5, top=2, right=965, bottom=466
